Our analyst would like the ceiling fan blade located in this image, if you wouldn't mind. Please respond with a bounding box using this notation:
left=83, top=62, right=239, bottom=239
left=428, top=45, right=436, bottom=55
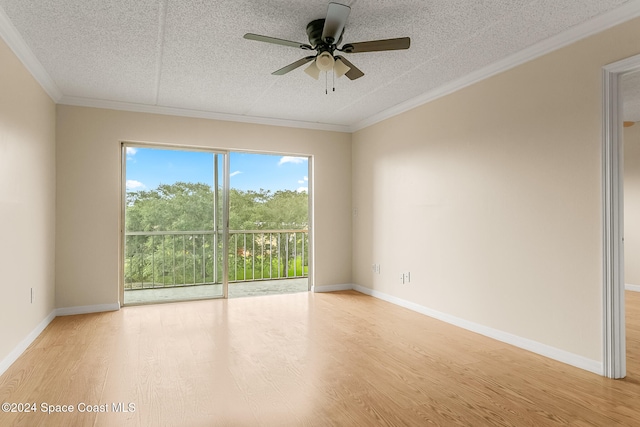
left=340, top=37, right=411, bottom=53
left=334, top=55, right=364, bottom=80
left=322, top=2, right=350, bottom=44
left=272, top=56, right=316, bottom=75
left=244, top=33, right=313, bottom=50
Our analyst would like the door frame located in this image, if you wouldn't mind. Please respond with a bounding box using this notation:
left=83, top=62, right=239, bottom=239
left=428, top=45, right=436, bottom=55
left=602, top=53, right=640, bottom=378
left=119, top=142, right=229, bottom=305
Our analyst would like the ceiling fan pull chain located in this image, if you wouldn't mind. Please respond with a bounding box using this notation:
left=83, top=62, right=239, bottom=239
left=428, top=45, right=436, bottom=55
left=333, top=70, right=336, bottom=92
left=325, top=72, right=328, bottom=94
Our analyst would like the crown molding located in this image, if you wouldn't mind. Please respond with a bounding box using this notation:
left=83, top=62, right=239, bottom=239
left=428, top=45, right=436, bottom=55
left=58, top=96, right=352, bottom=133
left=0, top=4, right=62, bottom=102
left=349, top=0, right=640, bottom=132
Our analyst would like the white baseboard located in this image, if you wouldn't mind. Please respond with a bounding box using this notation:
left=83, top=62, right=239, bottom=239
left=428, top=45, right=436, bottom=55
left=0, top=303, right=121, bottom=377
left=352, top=284, right=603, bottom=375
left=313, top=283, right=354, bottom=293
left=0, top=310, right=56, bottom=377
left=3, top=288, right=605, bottom=378
left=55, top=303, right=120, bottom=316
left=626, top=283, right=640, bottom=292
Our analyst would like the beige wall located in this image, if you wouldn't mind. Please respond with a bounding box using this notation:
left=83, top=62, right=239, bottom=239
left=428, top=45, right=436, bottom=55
left=352, top=18, right=640, bottom=362
left=625, top=124, right=640, bottom=285
left=55, top=106, right=352, bottom=308
left=0, top=39, right=56, bottom=363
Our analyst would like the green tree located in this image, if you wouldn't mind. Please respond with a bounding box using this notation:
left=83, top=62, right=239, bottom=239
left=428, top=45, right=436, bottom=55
left=126, top=182, right=215, bottom=232
left=228, top=188, right=308, bottom=230
left=265, top=190, right=309, bottom=229
left=124, top=182, right=308, bottom=287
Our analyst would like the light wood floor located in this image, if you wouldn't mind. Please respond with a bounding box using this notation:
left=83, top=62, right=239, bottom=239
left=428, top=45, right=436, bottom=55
left=2, top=291, right=640, bottom=426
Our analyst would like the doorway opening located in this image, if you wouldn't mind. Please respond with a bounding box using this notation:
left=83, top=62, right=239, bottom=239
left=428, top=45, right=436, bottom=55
left=602, top=53, right=640, bottom=378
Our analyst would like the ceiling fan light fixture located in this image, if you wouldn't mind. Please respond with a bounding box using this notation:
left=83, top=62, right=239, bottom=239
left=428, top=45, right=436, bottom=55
left=304, top=61, right=321, bottom=80
left=333, top=57, right=350, bottom=78
left=315, top=51, right=335, bottom=72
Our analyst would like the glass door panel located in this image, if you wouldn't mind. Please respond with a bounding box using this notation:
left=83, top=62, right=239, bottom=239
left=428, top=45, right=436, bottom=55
left=122, top=145, right=228, bottom=305
left=227, top=152, right=309, bottom=298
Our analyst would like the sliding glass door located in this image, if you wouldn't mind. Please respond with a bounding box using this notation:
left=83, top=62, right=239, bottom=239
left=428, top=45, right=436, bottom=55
left=121, top=145, right=311, bottom=305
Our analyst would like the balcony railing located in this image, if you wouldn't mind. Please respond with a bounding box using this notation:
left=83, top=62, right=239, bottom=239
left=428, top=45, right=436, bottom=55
left=124, top=229, right=308, bottom=290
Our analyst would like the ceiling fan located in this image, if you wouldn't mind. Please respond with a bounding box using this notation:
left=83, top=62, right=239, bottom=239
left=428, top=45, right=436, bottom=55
left=243, top=2, right=410, bottom=82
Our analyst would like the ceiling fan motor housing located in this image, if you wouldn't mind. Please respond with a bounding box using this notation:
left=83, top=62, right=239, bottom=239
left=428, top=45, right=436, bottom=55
left=306, top=19, right=343, bottom=50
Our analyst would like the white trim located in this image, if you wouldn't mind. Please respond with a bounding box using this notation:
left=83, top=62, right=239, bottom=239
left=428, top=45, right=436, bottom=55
left=626, top=284, right=640, bottom=292
left=0, top=4, right=62, bottom=102
left=0, top=303, right=120, bottom=376
left=120, top=144, right=127, bottom=305
left=55, top=303, right=120, bottom=317
left=307, top=156, right=315, bottom=294
left=352, top=285, right=602, bottom=375
left=58, top=96, right=352, bottom=133
left=0, top=310, right=56, bottom=377
left=313, top=283, right=354, bottom=293
left=600, top=54, right=640, bottom=379
left=350, top=0, right=640, bottom=132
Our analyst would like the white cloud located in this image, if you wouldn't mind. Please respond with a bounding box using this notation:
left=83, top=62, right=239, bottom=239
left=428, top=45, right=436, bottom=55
left=126, top=179, right=146, bottom=190
left=297, top=187, right=308, bottom=193
left=279, top=156, right=306, bottom=166
left=126, top=147, right=138, bottom=161
left=230, top=170, right=242, bottom=177
left=298, top=176, right=309, bottom=184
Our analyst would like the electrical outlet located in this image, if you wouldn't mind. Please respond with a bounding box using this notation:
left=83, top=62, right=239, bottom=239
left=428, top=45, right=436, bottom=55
left=404, top=271, right=411, bottom=283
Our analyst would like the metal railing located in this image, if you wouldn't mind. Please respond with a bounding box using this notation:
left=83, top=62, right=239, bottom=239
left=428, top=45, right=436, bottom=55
left=124, top=229, right=308, bottom=290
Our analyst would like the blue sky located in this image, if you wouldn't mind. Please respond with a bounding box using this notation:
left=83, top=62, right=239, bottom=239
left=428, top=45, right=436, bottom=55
left=125, top=147, right=309, bottom=193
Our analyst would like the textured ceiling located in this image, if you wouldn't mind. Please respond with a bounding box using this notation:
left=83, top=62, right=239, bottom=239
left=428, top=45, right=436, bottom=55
left=0, top=0, right=638, bottom=130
